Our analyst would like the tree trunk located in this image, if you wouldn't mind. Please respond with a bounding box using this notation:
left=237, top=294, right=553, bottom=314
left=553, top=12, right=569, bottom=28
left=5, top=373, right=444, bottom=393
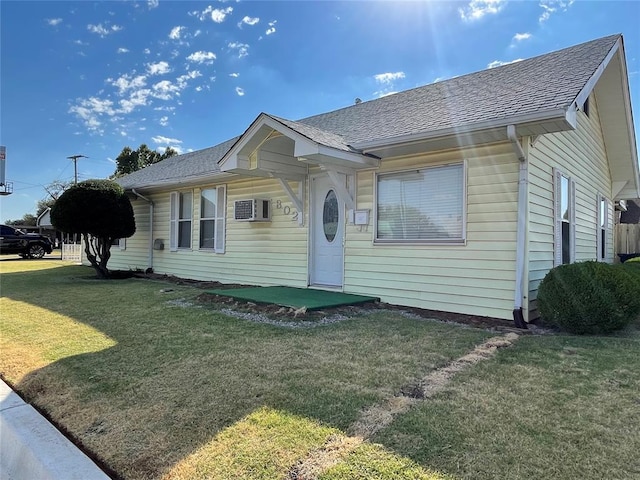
left=82, top=233, right=111, bottom=279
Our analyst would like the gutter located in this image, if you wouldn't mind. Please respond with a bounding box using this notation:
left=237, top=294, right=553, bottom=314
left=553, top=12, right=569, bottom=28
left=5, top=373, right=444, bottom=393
left=131, top=189, right=154, bottom=272
left=355, top=109, right=571, bottom=152
left=507, top=125, right=528, bottom=329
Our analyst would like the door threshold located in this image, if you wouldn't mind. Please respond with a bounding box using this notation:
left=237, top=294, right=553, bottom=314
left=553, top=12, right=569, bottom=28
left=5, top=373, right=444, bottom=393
left=308, top=284, right=343, bottom=292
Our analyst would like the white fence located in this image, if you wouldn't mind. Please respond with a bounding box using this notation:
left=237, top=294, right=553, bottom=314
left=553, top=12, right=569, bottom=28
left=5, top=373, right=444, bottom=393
left=615, top=223, right=640, bottom=259
left=62, top=243, right=82, bottom=263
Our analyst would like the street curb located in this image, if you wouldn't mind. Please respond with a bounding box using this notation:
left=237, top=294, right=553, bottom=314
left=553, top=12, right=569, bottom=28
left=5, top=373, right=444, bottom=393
left=0, top=380, right=110, bottom=480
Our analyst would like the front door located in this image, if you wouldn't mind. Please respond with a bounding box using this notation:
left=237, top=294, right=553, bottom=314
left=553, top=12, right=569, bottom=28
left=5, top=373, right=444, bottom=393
left=310, top=175, right=345, bottom=287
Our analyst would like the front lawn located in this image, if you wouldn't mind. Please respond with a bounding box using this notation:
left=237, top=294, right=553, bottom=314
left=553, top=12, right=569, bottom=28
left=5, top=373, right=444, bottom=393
left=0, top=261, right=487, bottom=479
left=1, top=260, right=638, bottom=480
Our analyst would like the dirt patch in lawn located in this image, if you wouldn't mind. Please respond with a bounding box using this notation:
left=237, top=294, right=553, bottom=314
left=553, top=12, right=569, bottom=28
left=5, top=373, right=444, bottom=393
left=130, top=271, right=525, bottom=332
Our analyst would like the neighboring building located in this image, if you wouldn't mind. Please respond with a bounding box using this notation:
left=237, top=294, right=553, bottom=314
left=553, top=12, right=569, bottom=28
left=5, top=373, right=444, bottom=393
left=619, top=199, right=640, bottom=224
left=110, top=34, right=639, bottom=326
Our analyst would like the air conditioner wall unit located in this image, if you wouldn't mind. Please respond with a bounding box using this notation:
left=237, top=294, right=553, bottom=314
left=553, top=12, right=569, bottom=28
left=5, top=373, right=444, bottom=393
left=234, top=198, right=271, bottom=221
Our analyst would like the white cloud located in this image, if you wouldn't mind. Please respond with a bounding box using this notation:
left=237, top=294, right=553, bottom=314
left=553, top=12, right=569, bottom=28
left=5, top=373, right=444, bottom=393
left=159, top=116, right=169, bottom=126
left=186, top=51, right=217, bottom=64
left=119, top=89, right=152, bottom=113
left=238, top=16, right=259, bottom=28
left=148, top=0, right=159, bottom=9
left=109, top=74, right=147, bottom=95
left=459, top=0, right=506, bottom=22
left=152, top=80, right=180, bottom=100
left=143, top=48, right=151, bottom=55
left=228, top=42, right=249, bottom=58
left=117, top=47, right=130, bottom=54
left=169, top=26, right=185, bottom=40
left=147, top=61, right=171, bottom=75
left=374, top=72, right=405, bottom=84
left=539, top=0, right=574, bottom=23
left=68, top=96, right=118, bottom=133
left=265, top=20, right=277, bottom=35
left=373, top=72, right=406, bottom=98
left=229, top=72, right=239, bottom=78
left=46, top=18, right=63, bottom=26
left=487, top=58, right=523, bottom=68
left=176, top=70, right=202, bottom=88
left=87, top=23, right=123, bottom=37
left=152, top=135, right=182, bottom=144
left=512, top=32, right=531, bottom=42
left=235, top=87, right=245, bottom=96
left=194, top=5, right=233, bottom=23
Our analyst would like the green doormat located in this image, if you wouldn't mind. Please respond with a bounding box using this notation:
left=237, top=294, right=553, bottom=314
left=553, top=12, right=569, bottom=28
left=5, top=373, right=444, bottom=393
left=206, top=286, right=378, bottom=311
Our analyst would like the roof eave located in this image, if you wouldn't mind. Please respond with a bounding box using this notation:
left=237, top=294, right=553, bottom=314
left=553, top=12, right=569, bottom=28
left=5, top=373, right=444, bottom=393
left=355, top=109, right=573, bottom=155
left=120, top=171, right=236, bottom=192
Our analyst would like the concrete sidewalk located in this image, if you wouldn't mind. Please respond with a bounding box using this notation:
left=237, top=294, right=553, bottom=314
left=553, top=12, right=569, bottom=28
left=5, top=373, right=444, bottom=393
left=0, top=380, right=110, bottom=480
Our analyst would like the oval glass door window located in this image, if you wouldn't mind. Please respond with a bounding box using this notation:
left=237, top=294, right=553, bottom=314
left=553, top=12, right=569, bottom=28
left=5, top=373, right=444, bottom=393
left=323, top=190, right=339, bottom=242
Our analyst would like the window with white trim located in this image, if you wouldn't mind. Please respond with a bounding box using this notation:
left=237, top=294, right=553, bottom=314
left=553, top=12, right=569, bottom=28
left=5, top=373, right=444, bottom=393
left=199, top=186, right=226, bottom=253
left=376, top=163, right=465, bottom=243
left=170, top=191, right=192, bottom=250
left=596, top=193, right=609, bottom=261
left=553, top=169, right=575, bottom=266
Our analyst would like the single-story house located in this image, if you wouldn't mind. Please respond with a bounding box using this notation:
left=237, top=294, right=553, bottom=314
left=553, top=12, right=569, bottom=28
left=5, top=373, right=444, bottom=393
left=110, top=34, right=639, bottom=327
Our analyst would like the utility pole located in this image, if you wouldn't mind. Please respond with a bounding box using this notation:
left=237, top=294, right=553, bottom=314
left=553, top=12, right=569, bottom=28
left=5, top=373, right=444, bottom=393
left=67, top=155, right=88, bottom=184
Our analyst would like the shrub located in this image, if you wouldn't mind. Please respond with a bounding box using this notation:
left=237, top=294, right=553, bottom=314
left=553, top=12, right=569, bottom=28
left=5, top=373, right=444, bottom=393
left=538, top=261, right=640, bottom=334
left=51, top=179, right=135, bottom=278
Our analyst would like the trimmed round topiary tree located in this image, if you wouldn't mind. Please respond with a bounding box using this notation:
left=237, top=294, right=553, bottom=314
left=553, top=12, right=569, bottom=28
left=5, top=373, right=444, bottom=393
left=51, top=179, right=135, bottom=279
left=538, top=261, right=640, bottom=334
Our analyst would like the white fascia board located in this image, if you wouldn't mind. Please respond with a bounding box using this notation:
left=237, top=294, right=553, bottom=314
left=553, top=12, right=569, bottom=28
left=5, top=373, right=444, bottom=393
left=354, top=109, right=570, bottom=153
left=218, top=113, right=273, bottom=168
left=617, top=39, right=640, bottom=198
left=574, top=37, right=620, bottom=109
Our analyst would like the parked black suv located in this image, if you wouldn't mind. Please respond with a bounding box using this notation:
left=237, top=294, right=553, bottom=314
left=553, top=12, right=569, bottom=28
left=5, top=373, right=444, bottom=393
left=0, top=225, right=53, bottom=259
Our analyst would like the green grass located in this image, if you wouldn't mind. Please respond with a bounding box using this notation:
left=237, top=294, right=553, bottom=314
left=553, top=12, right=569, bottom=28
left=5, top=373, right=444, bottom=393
left=2, top=260, right=639, bottom=480
left=0, top=260, right=489, bottom=480
left=374, top=333, right=640, bottom=480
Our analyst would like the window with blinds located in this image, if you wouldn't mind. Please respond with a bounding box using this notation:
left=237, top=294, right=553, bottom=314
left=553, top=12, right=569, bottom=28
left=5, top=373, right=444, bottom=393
left=376, top=163, right=465, bottom=243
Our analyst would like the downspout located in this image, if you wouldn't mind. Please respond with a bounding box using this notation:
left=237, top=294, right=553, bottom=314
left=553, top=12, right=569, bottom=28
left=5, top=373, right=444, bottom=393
left=507, top=125, right=528, bottom=329
left=131, top=189, right=154, bottom=272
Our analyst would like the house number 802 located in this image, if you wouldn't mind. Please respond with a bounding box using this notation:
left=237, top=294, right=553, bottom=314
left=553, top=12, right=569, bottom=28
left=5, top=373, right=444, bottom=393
left=275, top=199, right=298, bottom=221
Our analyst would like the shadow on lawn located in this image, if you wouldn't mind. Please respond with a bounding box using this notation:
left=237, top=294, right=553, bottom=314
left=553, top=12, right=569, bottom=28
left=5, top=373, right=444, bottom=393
left=2, top=264, right=480, bottom=480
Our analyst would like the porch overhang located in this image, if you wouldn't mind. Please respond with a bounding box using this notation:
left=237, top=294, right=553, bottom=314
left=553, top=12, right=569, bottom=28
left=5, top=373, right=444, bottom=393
left=218, top=113, right=379, bottom=180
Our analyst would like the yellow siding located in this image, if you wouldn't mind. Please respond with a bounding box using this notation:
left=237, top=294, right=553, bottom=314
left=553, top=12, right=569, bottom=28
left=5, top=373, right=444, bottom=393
left=344, top=142, right=519, bottom=320
left=102, top=201, right=150, bottom=271
left=527, top=93, right=613, bottom=318
left=111, top=178, right=309, bottom=286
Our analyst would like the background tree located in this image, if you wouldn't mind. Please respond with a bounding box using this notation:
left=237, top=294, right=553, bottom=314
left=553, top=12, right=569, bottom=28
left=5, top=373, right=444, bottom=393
left=51, top=179, right=135, bottom=278
left=113, top=144, right=177, bottom=177
left=4, top=214, right=37, bottom=226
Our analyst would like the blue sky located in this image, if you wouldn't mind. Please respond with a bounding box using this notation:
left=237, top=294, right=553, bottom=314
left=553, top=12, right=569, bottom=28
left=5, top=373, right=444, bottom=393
left=1, top=0, right=638, bottom=222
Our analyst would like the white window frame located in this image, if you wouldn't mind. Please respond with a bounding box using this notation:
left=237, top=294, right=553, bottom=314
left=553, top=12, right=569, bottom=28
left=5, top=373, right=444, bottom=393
left=198, top=186, right=226, bottom=253
left=553, top=168, right=576, bottom=266
left=169, top=191, right=193, bottom=251
left=374, top=162, right=466, bottom=245
left=596, top=193, right=610, bottom=262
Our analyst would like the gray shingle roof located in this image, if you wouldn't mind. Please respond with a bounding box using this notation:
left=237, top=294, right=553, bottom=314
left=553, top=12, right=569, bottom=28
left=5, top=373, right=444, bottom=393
left=297, top=34, right=620, bottom=145
left=118, top=34, right=620, bottom=189
left=117, top=137, right=238, bottom=189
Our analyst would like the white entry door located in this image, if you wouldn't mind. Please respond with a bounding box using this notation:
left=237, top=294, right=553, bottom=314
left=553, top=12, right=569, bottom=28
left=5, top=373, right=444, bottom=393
left=310, top=175, right=345, bottom=287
